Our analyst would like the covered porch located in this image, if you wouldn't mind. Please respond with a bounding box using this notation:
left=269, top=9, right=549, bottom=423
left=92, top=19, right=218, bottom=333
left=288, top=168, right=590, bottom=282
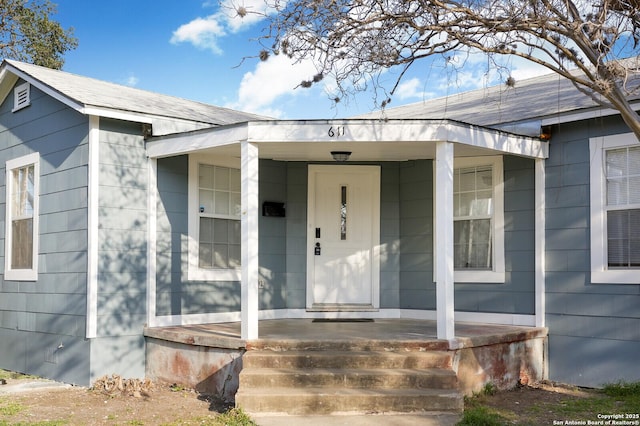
left=144, top=118, right=549, bottom=342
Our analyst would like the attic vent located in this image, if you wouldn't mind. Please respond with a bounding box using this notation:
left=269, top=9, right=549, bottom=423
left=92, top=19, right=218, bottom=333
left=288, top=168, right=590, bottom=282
left=12, top=82, right=31, bottom=112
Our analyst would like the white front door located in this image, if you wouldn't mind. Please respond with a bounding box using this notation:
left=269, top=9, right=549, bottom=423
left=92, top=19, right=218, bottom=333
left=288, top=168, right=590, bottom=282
left=307, top=165, right=380, bottom=310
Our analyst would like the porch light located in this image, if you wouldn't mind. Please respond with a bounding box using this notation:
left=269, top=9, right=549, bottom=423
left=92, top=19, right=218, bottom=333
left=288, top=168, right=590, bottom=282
left=331, top=151, right=351, bottom=162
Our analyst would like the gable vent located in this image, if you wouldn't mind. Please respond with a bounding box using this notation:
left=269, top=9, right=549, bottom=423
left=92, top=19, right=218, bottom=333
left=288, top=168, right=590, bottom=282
left=12, top=82, right=31, bottom=112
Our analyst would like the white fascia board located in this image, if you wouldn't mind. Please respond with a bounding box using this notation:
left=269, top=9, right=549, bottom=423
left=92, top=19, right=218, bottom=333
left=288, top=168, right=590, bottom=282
left=146, top=123, right=249, bottom=158
left=4, top=64, right=85, bottom=111
left=82, top=106, right=153, bottom=124
left=246, top=120, right=548, bottom=159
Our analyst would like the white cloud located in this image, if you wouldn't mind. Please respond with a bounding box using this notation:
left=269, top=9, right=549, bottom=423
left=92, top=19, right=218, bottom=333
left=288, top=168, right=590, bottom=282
left=228, top=54, right=319, bottom=117
left=170, top=16, right=226, bottom=54
left=394, top=77, right=427, bottom=100
left=171, top=0, right=280, bottom=53
left=119, top=73, right=139, bottom=87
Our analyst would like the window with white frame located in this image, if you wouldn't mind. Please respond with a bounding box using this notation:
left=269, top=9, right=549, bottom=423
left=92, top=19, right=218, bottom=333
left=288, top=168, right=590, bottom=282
left=590, top=134, right=640, bottom=284
left=453, top=157, right=505, bottom=283
left=4, top=153, right=40, bottom=281
left=188, top=155, right=241, bottom=281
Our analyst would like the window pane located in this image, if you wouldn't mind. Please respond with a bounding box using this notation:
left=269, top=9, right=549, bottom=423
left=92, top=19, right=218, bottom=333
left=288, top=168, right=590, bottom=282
left=214, top=191, right=230, bottom=215
left=228, top=220, right=241, bottom=244
left=454, top=219, right=492, bottom=269
left=199, top=164, right=214, bottom=189
left=607, top=178, right=627, bottom=206
left=199, top=189, right=214, bottom=214
left=476, top=167, right=492, bottom=190
left=607, top=209, right=640, bottom=267
left=11, top=218, right=33, bottom=269
left=214, top=166, right=230, bottom=190
left=213, top=219, right=229, bottom=243
left=228, top=244, right=241, bottom=268
left=473, top=190, right=493, bottom=216
left=229, top=168, right=241, bottom=191
left=458, top=168, right=476, bottom=191
left=213, top=244, right=229, bottom=268
left=630, top=177, right=640, bottom=204
left=606, top=148, right=627, bottom=178
left=228, top=192, right=240, bottom=217
left=199, top=243, right=213, bottom=268
left=199, top=217, right=213, bottom=243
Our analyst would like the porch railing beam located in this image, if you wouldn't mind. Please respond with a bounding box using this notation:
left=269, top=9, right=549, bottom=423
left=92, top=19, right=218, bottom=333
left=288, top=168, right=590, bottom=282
left=434, top=141, right=455, bottom=340
left=241, top=141, right=259, bottom=340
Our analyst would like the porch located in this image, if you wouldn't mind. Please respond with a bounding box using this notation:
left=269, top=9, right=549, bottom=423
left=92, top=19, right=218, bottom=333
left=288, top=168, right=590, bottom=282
left=144, top=318, right=547, bottom=414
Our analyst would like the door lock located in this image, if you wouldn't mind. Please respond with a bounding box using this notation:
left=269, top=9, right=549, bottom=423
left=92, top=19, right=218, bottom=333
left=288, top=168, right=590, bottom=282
left=314, top=242, right=321, bottom=255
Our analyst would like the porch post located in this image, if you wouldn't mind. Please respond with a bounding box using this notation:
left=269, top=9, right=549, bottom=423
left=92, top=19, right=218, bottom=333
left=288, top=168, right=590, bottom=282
left=535, top=158, right=546, bottom=327
left=434, top=141, right=455, bottom=340
left=241, top=141, right=259, bottom=340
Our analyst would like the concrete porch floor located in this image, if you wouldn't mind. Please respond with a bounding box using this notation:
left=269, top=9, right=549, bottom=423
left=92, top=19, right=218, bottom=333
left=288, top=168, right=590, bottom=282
left=143, top=318, right=547, bottom=351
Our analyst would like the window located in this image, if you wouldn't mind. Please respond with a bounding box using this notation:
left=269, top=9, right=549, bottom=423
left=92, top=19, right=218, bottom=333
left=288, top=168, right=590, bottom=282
left=590, top=134, right=640, bottom=283
left=5, top=153, right=40, bottom=281
left=12, top=82, right=30, bottom=112
left=453, top=157, right=505, bottom=283
left=188, top=155, right=241, bottom=281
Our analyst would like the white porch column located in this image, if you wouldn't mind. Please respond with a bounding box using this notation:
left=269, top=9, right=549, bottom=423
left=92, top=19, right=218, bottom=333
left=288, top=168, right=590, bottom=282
left=434, top=141, right=455, bottom=340
left=535, top=158, right=546, bottom=328
left=241, top=142, right=260, bottom=340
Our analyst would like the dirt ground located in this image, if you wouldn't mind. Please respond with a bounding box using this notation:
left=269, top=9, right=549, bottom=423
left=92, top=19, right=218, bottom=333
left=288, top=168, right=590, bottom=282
left=0, top=376, right=600, bottom=425
left=0, top=376, right=232, bottom=425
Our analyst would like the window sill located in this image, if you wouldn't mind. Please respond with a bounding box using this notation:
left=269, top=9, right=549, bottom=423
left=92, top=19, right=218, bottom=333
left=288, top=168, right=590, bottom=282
left=455, top=270, right=505, bottom=283
left=4, top=269, right=38, bottom=281
left=188, top=267, right=241, bottom=282
left=591, top=270, right=640, bottom=285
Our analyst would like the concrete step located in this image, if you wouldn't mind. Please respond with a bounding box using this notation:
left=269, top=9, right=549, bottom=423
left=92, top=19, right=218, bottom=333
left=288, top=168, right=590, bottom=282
left=239, top=367, right=458, bottom=389
left=242, top=350, right=453, bottom=370
left=235, top=387, right=464, bottom=415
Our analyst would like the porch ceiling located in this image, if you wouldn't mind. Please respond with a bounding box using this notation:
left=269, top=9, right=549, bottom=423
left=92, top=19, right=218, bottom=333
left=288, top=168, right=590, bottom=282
left=146, top=119, right=549, bottom=160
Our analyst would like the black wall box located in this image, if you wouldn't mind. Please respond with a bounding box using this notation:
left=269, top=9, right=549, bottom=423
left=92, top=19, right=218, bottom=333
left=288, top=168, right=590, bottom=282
left=262, top=201, right=285, bottom=217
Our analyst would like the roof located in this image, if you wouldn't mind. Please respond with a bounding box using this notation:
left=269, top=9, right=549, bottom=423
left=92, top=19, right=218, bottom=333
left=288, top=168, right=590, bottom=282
left=0, top=59, right=268, bottom=126
left=360, top=67, right=640, bottom=136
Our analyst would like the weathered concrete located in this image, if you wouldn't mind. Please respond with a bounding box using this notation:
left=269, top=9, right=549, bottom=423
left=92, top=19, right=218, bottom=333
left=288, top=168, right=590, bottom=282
left=145, top=337, right=243, bottom=400
left=144, top=319, right=548, bottom=409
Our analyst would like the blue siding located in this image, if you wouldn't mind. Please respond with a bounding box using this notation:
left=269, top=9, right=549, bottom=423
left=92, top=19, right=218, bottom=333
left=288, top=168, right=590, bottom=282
left=455, top=155, right=536, bottom=314
left=399, top=160, right=435, bottom=309
left=259, top=160, right=287, bottom=310
left=545, top=117, right=640, bottom=387
left=155, top=156, right=241, bottom=315
left=0, top=82, right=91, bottom=385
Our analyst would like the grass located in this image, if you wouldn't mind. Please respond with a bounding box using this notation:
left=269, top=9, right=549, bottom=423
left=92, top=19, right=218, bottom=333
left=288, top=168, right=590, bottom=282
left=160, top=408, right=256, bottom=426
left=458, top=381, right=640, bottom=426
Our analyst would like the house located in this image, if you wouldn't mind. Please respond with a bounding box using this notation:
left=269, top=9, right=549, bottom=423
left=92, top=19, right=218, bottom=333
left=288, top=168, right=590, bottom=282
left=0, top=58, right=637, bottom=393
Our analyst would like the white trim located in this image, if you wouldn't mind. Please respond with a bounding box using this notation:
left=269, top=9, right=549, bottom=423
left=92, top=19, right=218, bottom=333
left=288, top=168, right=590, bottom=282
left=535, top=159, right=546, bottom=327
left=187, top=154, right=242, bottom=282
left=147, top=158, right=158, bottom=327
left=589, top=133, right=640, bottom=284
left=145, top=120, right=548, bottom=160
left=434, top=141, right=455, bottom=339
left=241, top=141, right=260, bottom=340
left=4, top=152, right=40, bottom=281
left=452, top=156, right=505, bottom=283
left=86, top=116, right=100, bottom=338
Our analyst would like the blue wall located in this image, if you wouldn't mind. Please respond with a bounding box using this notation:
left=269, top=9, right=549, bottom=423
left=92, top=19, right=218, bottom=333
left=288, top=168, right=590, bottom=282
left=0, top=81, right=91, bottom=385
left=545, top=117, right=640, bottom=387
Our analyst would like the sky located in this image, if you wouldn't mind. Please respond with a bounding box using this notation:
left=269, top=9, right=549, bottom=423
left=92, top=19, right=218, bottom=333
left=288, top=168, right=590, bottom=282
left=52, top=0, right=550, bottom=120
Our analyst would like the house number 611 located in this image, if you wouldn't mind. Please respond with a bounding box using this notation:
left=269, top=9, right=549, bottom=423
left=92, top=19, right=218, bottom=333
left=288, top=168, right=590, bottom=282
left=328, top=126, right=346, bottom=138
